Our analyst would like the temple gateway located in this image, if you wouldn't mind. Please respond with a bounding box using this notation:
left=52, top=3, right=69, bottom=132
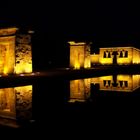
left=69, top=41, right=140, bottom=69
left=0, top=27, right=33, bottom=74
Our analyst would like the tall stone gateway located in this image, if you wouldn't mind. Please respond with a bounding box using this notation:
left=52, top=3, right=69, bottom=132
left=69, top=41, right=91, bottom=69
left=0, top=27, right=33, bottom=74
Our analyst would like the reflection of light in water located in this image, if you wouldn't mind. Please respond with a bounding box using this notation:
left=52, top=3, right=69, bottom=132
left=0, top=88, right=15, bottom=119
left=69, top=74, right=140, bottom=103
left=15, top=85, right=32, bottom=120
left=69, top=79, right=91, bottom=103
left=97, top=75, right=140, bottom=92
left=19, top=74, right=24, bottom=76
left=91, top=75, right=140, bottom=92
left=0, top=85, right=32, bottom=121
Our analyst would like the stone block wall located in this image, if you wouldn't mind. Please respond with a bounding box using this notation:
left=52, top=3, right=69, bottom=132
left=0, top=36, right=15, bottom=74
left=15, top=34, right=32, bottom=74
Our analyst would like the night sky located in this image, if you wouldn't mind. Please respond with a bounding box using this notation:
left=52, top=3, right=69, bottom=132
left=1, top=0, right=140, bottom=69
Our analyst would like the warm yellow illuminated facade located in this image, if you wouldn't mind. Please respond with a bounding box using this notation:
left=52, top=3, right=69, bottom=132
left=0, top=85, right=32, bottom=120
left=0, top=27, right=33, bottom=74
left=69, top=41, right=140, bottom=67
left=98, top=47, right=140, bottom=65
left=92, top=47, right=140, bottom=65
left=69, top=41, right=91, bottom=69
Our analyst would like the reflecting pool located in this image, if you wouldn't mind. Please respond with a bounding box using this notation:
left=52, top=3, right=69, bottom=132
left=0, top=85, right=32, bottom=128
left=1, top=74, right=140, bottom=129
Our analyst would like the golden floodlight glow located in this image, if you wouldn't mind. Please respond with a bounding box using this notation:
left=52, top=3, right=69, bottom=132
left=69, top=41, right=91, bottom=69
left=99, top=47, right=140, bottom=65
left=3, top=67, right=8, bottom=74
left=100, top=58, right=113, bottom=65
left=0, top=27, right=18, bottom=36
left=74, top=61, right=80, bottom=69
left=70, top=44, right=140, bottom=67
left=15, top=61, right=32, bottom=74
left=0, top=27, right=33, bottom=75
left=0, top=37, right=15, bottom=74
left=84, top=62, right=90, bottom=68
left=15, top=35, right=32, bottom=74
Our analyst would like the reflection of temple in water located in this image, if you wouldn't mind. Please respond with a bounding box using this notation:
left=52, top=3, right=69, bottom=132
left=69, top=79, right=91, bottom=102
left=91, top=75, right=140, bottom=92
left=69, top=75, right=140, bottom=102
left=0, top=85, right=32, bottom=127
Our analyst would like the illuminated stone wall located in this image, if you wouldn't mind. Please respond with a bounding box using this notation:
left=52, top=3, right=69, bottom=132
left=69, top=41, right=140, bottom=66
left=99, top=48, right=113, bottom=65
left=15, top=34, right=32, bottom=74
left=69, top=41, right=91, bottom=69
left=0, top=30, right=16, bottom=74
left=0, top=85, right=32, bottom=120
left=99, top=47, right=139, bottom=65
left=90, top=54, right=99, bottom=64
left=84, top=45, right=91, bottom=68
left=117, top=48, right=133, bottom=64
left=132, top=48, right=140, bottom=64
left=0, top=28, right=17, bottom=36
left=0, top=27, right=33, bottom=74
left=69, top=42, right=85, bottom=69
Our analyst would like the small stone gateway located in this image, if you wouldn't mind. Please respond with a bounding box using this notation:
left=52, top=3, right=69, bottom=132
left=0, top=27, right=33, bottom=74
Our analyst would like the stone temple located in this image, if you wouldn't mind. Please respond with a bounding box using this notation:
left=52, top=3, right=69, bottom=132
left=69, top=41, right=140, bottom=69
left=0, top=27, right=33, bottom=74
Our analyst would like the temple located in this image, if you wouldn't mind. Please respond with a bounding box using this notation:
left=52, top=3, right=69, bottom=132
left=69, top=41, right=140, bottom=69
left=69, top=41, right=91, bottom=69
left=0, top=27, right=33, bottom=75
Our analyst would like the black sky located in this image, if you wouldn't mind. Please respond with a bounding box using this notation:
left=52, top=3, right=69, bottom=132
left=1, top=1, right=140, bottom=36
left=1, top=0, right=140, bottom=68
left=1, top=1, right=140, bottom=38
